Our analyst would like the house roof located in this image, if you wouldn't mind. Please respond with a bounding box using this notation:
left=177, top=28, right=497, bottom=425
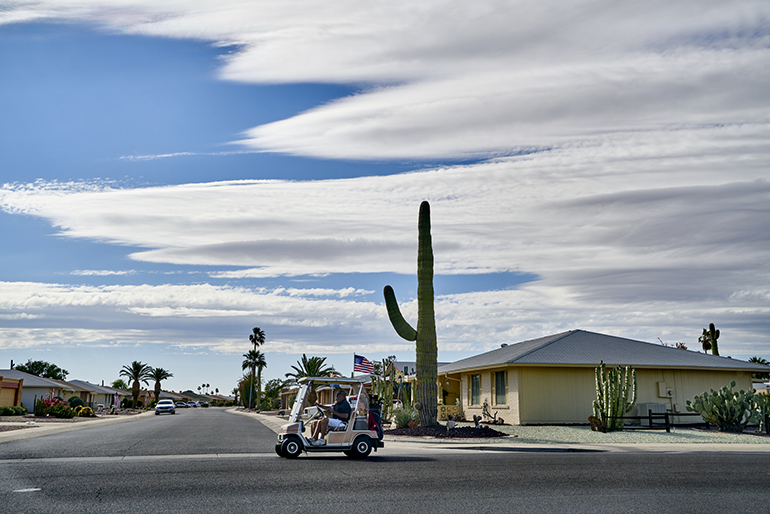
left=438, top=330, right=770, bottom=373
left=0, top=369, right=68, bottom=389
left=387, top=361, right=450, bottom=376
left=68, top=379, right=128, bottom=396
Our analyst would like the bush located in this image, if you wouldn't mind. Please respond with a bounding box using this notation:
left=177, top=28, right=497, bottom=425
left=34, top=397, right=76, bottom=418
left=68, top=396, right=84, bottom=408
left=78, top=406, right=94, bottom=417
left=393, top=405, right=420, bottom=428
left=48, top=403, right=76, bottom=419
left=686, top=381, right=759, bottom=433
left=0, top=406, right=26, bottom=416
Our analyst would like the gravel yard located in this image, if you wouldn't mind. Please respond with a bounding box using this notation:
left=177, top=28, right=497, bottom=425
left=384, top=422, right=770, bottom=445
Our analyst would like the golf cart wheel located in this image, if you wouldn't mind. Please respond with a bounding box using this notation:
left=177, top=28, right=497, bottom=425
left=281, top=438, right=303, bottom=459
left=274, top=443, right=285, bottom=457
left=348, top=436, right=372, bottom=458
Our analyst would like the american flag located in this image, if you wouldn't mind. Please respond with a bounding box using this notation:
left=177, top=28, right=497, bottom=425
left=353, top=354, right=374, bottom=374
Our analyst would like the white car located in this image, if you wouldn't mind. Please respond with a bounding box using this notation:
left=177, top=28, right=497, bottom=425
left=155, top=399, right=176, bottom=415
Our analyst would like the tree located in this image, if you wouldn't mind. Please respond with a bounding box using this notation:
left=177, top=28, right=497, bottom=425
left=373, top=355, right=397, bottom=376
left=150, top=367, right=174, bottom=404
left=285, top=354, right=337, bottom=405
left=111, top=379, right=129, bottom=390
left=264, top=378, right=287, bottom=409
left=242, top=350, right=267, bottom=409
left=119, top=361, right=152, bottom=409
left=249, top=327, right=266, bottom=351
left=383, top=201, right=439, bottom=426
left=749, top=356, right=770, bottom=380
left=698, top=323, right=721, bottom=355
left=15, top=359, right=69, bottom=380
left=247, top=327, right=266, bottom=409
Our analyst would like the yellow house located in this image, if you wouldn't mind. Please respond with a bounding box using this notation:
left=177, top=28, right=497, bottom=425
left=0, top=375, right=23, bottom=407
left=438, top=330, right=770, bottom=425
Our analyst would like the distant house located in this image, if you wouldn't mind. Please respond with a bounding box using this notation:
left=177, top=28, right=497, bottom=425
left=68, top=380, right=128, bottom=409
left=437, top=330, right=770, bottom=425
left=0, top=373, right=23, bottom=407
left=0, top=369, right=75, bottom=412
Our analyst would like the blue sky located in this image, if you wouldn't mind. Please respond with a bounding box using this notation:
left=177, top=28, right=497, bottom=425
left=0, top=1, right=768, bottom=395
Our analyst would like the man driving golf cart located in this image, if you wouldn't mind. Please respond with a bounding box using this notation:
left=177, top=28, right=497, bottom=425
left=275, top=376, right=384, bottom=458
left=308, top=389, right=350, bottom=445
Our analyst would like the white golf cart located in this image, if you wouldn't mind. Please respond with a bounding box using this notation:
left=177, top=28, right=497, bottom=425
left=275, top=376, right=384, bottom=458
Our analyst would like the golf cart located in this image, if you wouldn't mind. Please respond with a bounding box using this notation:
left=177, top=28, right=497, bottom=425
left=275, top=376, right=384, bottom=458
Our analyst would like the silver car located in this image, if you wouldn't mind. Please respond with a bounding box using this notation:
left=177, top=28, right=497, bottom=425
left=155, top=399, right=176, bottom=415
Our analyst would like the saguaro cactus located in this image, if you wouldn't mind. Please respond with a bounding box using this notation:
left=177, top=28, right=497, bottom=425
left=383, top=201, right=438, bottom=426
left=592, top=361, right=637, bottom=432
left=699, top=323, right=721, bottom=356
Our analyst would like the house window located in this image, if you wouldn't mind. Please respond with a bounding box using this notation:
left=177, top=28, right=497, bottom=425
left=469, top=374, right=480, bottom=406
left=493, top=371, right=507, bottom=406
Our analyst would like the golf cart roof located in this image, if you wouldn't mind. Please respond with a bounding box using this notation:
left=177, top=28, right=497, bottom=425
left=298, top=376, right=367, bottom=386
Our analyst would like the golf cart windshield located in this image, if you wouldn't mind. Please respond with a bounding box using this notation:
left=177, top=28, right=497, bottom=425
left=289, top=383, right=309, bottom=422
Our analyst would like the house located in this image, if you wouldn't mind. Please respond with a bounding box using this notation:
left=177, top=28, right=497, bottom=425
left=0, top=369, right=75, bottom=412
left=0, top=373, right=23, bottom=407
left=437, top=329, right=770, bottom=425
left=68, top=380, right=129, bottom=409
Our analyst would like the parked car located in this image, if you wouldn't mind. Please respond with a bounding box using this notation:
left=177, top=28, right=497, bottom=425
left=155, top=399, right=176, bottom=415
left=199, top=401, right=209, bottom=408
left=175, top=402, right=188, bottom=408
left=187, top=402, right=199, bottom=408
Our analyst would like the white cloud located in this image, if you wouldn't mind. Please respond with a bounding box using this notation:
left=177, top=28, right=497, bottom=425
left=1, top=123, right=769, bottom=358
left=0, top=1, right=768, bottom=364
left=1, top=1, right=767, bottom=159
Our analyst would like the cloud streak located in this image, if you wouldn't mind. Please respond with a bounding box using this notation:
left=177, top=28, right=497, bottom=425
left=1, top=122, right=768, bottom=357
left=0, top=1, right=768, bottom=367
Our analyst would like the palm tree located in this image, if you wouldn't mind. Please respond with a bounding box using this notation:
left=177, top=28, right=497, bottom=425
left=284, top=354, right=337, bottom=405
left=150, top=367, right=174, bottom=404
left=119, top=361, right=153, bottom=409
left=246, top=327, right=266, bottom=410
left=249, top=327, right=265, bottom=351
left=111, top=379, right=129, bottom=390
left=749, top=356, right=770, bottom=380
left=242, top=350, right=267, bottom=409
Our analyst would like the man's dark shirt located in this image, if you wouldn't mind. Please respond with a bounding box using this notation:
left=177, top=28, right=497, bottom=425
left=332, top=399, right=351, bottom=420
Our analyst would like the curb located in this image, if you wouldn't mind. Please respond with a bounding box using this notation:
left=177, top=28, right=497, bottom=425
left=0, top=410, right=156, bottom=443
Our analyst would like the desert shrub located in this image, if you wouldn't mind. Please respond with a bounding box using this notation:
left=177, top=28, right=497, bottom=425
left=0, top=406, right=26, bottom=416
left=48, top=403, right=76, bottom=419
left=393, top=405, right=420, bottom=428
left=34, top=398, right=47, bottom=416
left=686, top=381, right=759, bottom=433
left=68, top=396, right=84, bottom=408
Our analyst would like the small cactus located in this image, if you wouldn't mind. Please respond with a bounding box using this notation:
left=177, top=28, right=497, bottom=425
left=592, top=361, right=637, bottom=432
left=698, top=323, right=721, bottom=355
left=686, top=381, right=758, bottom=432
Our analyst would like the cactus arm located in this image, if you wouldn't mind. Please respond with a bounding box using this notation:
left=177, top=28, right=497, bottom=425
left=383, top=285, right=418, bottom=341
left=701, top=323, right=721, bottom=355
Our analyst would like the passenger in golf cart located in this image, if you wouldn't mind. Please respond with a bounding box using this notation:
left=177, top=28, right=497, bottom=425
left=308, top=389, right=351, bottom=445
left=275, top=376, right=384, bottom=458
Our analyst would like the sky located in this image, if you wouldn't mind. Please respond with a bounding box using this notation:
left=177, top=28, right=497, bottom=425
left=0, top=1, right=768, bottom=395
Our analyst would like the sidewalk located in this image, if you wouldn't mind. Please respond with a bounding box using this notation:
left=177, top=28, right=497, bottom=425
left=233, top=409, right=770, bottom=453
left=0, top=411, right=156, bottom=443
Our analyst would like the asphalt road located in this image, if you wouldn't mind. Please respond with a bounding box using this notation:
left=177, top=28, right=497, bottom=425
left=1, top=409, right=769, bottom=514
